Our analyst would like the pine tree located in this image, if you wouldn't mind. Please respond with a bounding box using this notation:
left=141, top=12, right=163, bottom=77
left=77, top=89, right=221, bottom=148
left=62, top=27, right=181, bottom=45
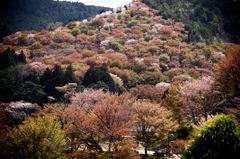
left=18, top=50, right=27, bottom=64
left=64, top=65, right=76, bottom=84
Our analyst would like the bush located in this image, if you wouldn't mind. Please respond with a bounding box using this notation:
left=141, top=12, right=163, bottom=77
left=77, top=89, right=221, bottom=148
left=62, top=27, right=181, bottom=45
left=67, top=21, right=77, bottom=29
left=159, top=54, right=170, bottom=63
left=185, top=114, right=240, bottom=159
left=71, top=27, right=81, bottom=36
left=192, top=58, right=203, bottom=67
left=144, top=35, right=152, bottom=42
left=109, top=40, right=124, bottom=52
left=31, top=41, right=42, bottom=50
left=174, top=125, right=193, bottom=140
left=52, top=32, right=75, bottom=43
left=18, top=33, right=29, bottom=46
left=128, top=20, right=140, bottom=27
left=160, top=75, right=169, bottom=82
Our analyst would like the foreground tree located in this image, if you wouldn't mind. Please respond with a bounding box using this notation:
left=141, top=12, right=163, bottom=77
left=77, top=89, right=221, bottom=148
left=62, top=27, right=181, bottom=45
left=92, top=93, right=133, bottom=153
left=58, top=92, right=135, bottom=157
left=216, top=48, right=240, bottom=97
left=185, top=114, right=240, bottom=159
left=2, top=115, right=67, bottom=159
left=178, top=76, right=220, bottom=123
left=163, top=85, right=183, bottom=124
left=133, top=102, right=177, bottom=156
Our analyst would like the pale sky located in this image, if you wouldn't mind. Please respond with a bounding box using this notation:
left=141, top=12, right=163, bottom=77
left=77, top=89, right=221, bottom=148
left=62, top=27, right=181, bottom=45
left=58, top=0, right=133, bottom=8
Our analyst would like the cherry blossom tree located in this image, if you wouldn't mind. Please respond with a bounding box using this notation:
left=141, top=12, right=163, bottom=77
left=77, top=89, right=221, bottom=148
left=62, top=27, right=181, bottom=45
left=178, top=76, right=220, bottom=123
left=71, top=88, right=106, bottom=112
left=58, top=91, right=135, bottom=156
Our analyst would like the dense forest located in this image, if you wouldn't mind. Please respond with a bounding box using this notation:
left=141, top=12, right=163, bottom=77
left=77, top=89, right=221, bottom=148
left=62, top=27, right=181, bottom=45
left=0, top=1, right=240, bottom=159
left=0, top=0, right=110, bottom=40
left=141, top=0, right=240, bottom=43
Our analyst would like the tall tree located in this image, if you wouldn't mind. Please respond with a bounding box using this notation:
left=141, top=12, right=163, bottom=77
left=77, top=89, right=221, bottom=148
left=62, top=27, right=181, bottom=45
left=18, top=50, right=27, bottom=64
left=2, top=115, right=67, bottom=159
left=133, top=101, right=177, bottom=156
left=83, top=66, right=116, bottom=92
left=216, top=48, right=240, bottom=98
left=178, top=76, right=220, bottom=123
left=57, top=92, right=134, bottom=156
left=64, top=65, right=76, bottom=84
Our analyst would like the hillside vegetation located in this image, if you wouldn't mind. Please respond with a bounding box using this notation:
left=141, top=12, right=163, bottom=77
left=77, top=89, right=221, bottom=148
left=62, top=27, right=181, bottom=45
left=141, top=0, right=240, bottom=43
left=0, top=1, right=240, bottom=158
left=0, top=0, right=110, bottom=39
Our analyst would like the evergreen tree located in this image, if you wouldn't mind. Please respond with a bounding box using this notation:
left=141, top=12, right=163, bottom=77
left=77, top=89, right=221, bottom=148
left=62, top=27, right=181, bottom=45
left=64, top=65, right=76, bottom=84
left=41, top=66, right=66, bottom=100
left=83, top=66, right=116, bottom=92
left=25, top=69, right=42, bottom=84
left=17, top=81, right=48, bottom=106
left=0, top=66, right=25, bottom=102
left=18, top=50, right=27, bottom=64
left=52, top=65, right=65, bottom=87
left=0, top=48, right=16, bottom=70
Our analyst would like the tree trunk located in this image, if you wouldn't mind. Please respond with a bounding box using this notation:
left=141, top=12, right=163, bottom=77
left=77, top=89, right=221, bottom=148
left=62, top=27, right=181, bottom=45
left=145, top=146, right=148, bottom=156
left=89, top=137, right=104, bottom=153
left=108, top=142, right=111, bottom=153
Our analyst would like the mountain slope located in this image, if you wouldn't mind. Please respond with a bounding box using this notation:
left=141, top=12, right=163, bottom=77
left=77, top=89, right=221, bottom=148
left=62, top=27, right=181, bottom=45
left=141, top=0, right=240, bottom=43
left=0, top=0, right=110, bottom=39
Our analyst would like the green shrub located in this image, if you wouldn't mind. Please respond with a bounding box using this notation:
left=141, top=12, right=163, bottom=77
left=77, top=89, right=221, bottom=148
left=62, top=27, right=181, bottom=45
left=67, top=21, right=77, bottom=29
left=144, top=35, right=152, bottom=42
left=128, top=20, right=140, bottom=27
left=185, top=114, right=240, bottom=159
left=192, top=58, right=203, bottom=67
left=160, top=75, right=169, bottom=82
left=159, top=54, right=170, bottom=63
left=174, top=125, right=193, bottom=140
left=18, top=33, right=29, bottom=46
left=71, top=27, right=81, bottom=36
left=109, top=40, right=124, bottom=52
left=171, top=56, right=179, bottom=61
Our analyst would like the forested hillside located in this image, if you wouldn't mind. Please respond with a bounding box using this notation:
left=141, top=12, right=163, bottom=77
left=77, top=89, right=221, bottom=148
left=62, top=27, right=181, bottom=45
left=141, top=0, right=240, bottom=43
left=1, top=1, right=240, bottom=158
left=0, top=0, right=110, bottom=39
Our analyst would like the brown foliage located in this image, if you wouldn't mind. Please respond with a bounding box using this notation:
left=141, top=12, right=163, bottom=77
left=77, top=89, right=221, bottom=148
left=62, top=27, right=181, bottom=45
left=174, top=22, right=185, bottom=32
left=134, top=85, right=166, bottom=102
left=216, top=48, right=240, bottom=97
left=92, top=18, right=105, bottom=28
left=53, top=32, right=75, bottom=43
left=170, top=139, right=188, bottom=155
left=2, top=34, right=19, bottom=45
left=110, top=67, right=139, bottom=88
left=82, top=51, right=94, bottom=58
left=159, top=26, right=174, bottom=35
left=57, top=92, right=135, bottom=154
left=164, top=68, right=186, bottom=81
left=133, top=101, right=177, bottom=156
left=97, top=30, right=109, bottom=42
left=112, top=29, right=126, bottom=38
left=30, top=41, right=42, bottom=50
